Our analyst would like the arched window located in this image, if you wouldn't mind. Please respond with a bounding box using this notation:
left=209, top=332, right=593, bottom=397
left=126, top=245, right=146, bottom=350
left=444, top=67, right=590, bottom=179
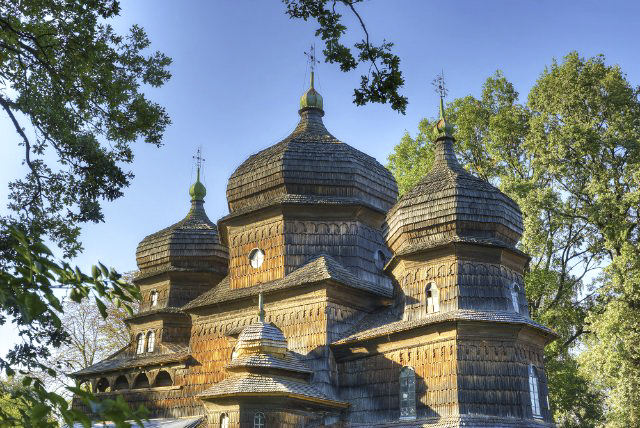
left=154, top=370, right=172, bottom=387
left=220, top=413, right=229, bottom=428
left=510, top=283, right=520, bottom=313
left=528, top=364, right=541, bottom=418
left=133, top=373, right=150, bottom=389
left=136, top=333, right=145, bottom=354
left=113, top=375, right=129, bottom=391
left=146, top=331, right=155, bottom=353
left=95, top=377, right=110, bottom=393
left=399, top=366, right=417, bottom=420
left=254, top=412, right=265, bottom=428
left=426, top=283, right=439, bottom=313
left=150, top=290, right=158, bottom=307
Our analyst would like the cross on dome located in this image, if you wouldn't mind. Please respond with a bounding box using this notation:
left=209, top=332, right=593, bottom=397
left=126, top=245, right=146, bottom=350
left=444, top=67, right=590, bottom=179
left=432, top=70, right=448, bottom=100
left=304, top=44, right=320, bottom=79
left=431, top=71, right=454, bottom=139
left=300, top=44, right=324, bottom=112
left=193, top=146, right=205, bottom=172
left=189, top=146, right=207, bottom=201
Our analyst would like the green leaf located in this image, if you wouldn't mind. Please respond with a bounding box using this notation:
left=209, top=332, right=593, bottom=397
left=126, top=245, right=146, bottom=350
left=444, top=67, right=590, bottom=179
left=95, top=298, right=108, bottom=319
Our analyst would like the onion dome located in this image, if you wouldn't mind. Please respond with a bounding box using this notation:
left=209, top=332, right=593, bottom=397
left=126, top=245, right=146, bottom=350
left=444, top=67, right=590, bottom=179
left=136, top=169, right=228, bottom=277
left=300, top=71, right=323, bottom=110
left=384, top=98, right=523, bottom=255
left=226, top=73, right=398, bottom=215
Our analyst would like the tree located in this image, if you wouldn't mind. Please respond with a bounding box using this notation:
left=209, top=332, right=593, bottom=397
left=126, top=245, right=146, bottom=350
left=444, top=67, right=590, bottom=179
left=0, top=227, right=146, bottom=427
left=43, top=295, right=135, bottom=397
left=283, top=0, right=407, bottom=113
left=0, top=0, right=171, bottom=257
left=384, top=53, right=640, bottom=426
left=1, top=0, right=169, bottom=425
left=0, top=375, right=44, bottom=423
left=526, top=53, right=640, bottom=428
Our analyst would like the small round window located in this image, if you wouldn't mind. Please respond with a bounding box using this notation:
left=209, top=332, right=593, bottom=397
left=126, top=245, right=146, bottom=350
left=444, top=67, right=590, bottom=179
left=374, top=249, right=386, bottom=270
left=249, top=248, right=265, bottom=268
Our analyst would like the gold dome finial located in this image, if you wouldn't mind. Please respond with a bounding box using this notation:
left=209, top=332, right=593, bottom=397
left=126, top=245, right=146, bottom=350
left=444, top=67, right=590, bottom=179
left=300, top=44, right=324, bottom=112
left=432, top=71, right=454, bottom=140
left=189, top=147, right=206, bottom=202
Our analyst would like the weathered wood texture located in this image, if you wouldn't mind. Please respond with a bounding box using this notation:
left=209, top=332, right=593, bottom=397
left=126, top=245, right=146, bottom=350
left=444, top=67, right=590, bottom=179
left=137, top=272, right=223, bottom=311
left=338, top=339, right=459, bottom=424
left=336, top=333, right=550, bottom=425
left=72, top=91, right=556, bottom=427
left=457, top=338, right=550, bottom=421
left=136, top=200, right=228, bottom=277
left=226, top=108, right=398, bottom=215
left=392, top=253, right=529, bottom=322
left=384, top=139, right=522, bottom=255
left=227, top=214, right=392, bottom=290
left=228, top=217, right=286, bottom=288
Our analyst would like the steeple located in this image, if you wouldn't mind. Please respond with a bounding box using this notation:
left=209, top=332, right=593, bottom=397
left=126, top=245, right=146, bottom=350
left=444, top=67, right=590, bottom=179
left=431, top=72, right=460, bottom=170
left=299, top=44, right=324, bottom=113
left=432, top=71, right=454, bottom=140
left=189, top=147, right=207, bottom=203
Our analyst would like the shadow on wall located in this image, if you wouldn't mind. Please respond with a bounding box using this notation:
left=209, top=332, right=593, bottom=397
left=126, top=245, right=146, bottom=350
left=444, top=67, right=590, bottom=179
left=335, top=349, right=438, bottom=425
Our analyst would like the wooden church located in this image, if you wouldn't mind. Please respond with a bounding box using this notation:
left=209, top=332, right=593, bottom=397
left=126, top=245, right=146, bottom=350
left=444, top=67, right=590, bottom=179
left=72, top=71, right=557, bottom=427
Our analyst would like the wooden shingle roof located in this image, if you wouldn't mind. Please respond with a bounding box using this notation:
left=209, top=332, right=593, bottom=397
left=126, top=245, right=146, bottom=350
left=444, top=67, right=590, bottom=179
left=384, top=138, right=523, bottom=255
left=182, top=254, right=393, bottom=311
left=197, top=373, right=348, bottom=407
left=332, top=308, right=556, bottom=346
left=234, top=322, right=288, bottom=351
left=135, top=199, right=228, bottom=275
left=226, top=107, right=398, bottom=215
left=225, top=352, right=312, bottom=375
left=72, top=344, right=190, bottom=377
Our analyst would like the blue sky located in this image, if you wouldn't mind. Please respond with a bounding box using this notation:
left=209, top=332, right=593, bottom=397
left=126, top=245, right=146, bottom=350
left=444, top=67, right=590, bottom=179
left=1, top=0, right=639, bottom=356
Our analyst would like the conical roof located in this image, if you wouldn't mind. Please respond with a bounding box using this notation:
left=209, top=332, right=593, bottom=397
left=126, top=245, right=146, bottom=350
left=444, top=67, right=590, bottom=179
left=226, top=79, right=398, bottom=215
left=136, top=173, right=228, bottom=277
left=384, top=100, right=523, bottom=255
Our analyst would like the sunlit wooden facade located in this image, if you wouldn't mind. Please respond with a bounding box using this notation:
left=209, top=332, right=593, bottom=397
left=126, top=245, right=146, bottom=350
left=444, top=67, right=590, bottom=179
left=72, top=76, right=556, bottom=427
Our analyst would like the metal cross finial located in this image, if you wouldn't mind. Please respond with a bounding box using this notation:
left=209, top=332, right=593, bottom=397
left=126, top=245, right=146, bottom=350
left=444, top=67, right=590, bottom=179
left=304, top=44, right=320, bottom=74
left=432, top=70, right=448, bottom=100
left=304, top=44, right=320, bottom=88
left=193, top=146, right=205, bottom=171
left=192, top=146, right=206, bottom=182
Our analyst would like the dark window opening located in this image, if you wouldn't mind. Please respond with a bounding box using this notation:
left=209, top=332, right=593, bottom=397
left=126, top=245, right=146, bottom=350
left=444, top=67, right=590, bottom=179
left=154, top=370, right=173, bottom=387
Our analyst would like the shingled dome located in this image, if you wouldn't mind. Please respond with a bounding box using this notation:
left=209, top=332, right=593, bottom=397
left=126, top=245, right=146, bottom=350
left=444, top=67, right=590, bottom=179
left=234, top=321, right=288, bottom=355
left=136, top=171, right=228, bottom=276
left=384, top=100, right=523, bottom=255
left=226, top=73, right=398, bottom=215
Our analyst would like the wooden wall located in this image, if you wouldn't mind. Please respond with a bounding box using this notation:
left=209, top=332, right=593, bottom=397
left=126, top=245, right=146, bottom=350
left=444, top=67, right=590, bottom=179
left=391, top=247, right=529, bottom=321
left=338, top=337, right=459, bottom=424
left=336, top=328, right=552, bottom=425
left=457, top=337, right=551, bottom=421
left=283, top=219, right=391, bottom=288
left=228, top=216, right=286, bottom=289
